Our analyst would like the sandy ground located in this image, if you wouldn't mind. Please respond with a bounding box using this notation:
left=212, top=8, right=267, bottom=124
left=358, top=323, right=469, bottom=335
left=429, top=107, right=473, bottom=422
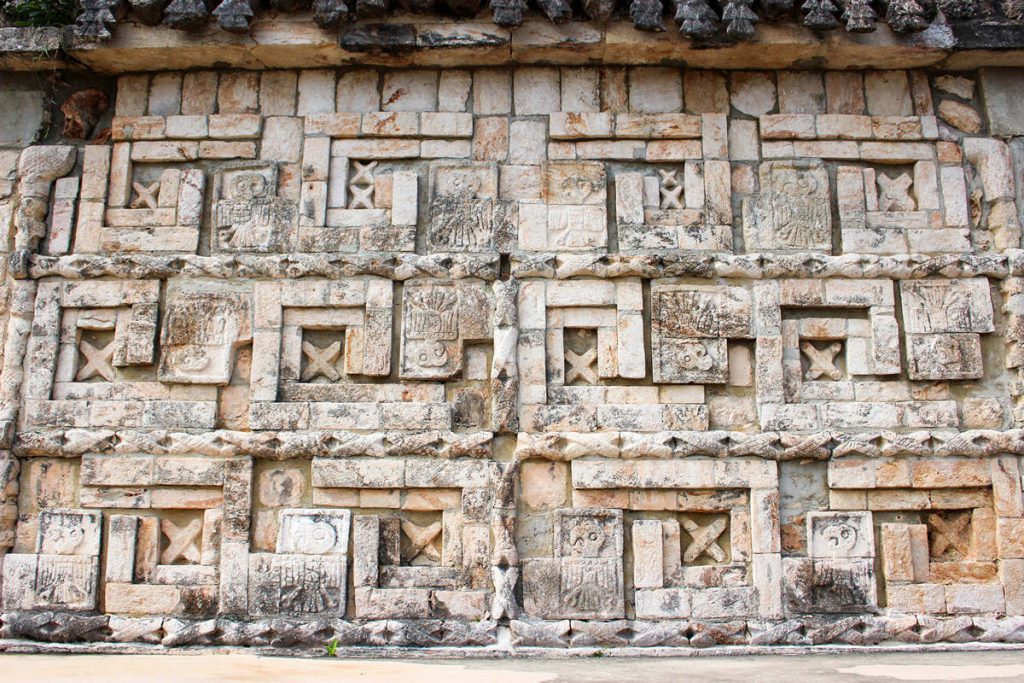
left=3, top=649, right=1024, bottom=682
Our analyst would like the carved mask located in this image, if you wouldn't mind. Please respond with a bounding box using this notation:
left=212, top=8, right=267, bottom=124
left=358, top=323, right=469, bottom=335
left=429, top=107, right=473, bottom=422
left=568, top=519, right=607, bottom=558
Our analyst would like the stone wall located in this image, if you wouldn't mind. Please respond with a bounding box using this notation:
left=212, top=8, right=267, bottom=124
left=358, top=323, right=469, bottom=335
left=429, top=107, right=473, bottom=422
left=2, top=64, right=1024, bottom=651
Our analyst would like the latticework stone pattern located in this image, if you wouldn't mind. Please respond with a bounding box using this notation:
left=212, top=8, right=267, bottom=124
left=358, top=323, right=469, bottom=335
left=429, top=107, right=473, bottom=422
left=2, top=65, right=1024, bottom=653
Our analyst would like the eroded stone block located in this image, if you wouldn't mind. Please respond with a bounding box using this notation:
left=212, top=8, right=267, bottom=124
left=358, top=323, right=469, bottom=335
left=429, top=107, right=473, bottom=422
left=743, top=160, right=832, bottom=252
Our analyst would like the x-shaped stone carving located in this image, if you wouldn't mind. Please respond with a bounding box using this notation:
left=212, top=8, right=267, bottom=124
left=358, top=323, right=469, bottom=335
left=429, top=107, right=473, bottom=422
left=565, top=348, right=598, bottom=385
left=490, top=566, right=520, bottom=620
left=301, top=339, right=342, bottom=382
left=400, top=520, right=442, bottom=565
left=130, top=181, right=161, bottom=209
left=349, top=184, right=375, bottom=210
left=877, top=172, right=916, bottom=212
left=681, top=516, right=728, bottom=563
left=801, top=340, right=843, bottom=381
left=348, top=161, right=377, bottom=209
left=927, top=511, right=971, bottom=558
left=658, top=169, right=683, bottom=209
left=161, top=518, right=202, bottom=564
left=76, top=339, right=116, bottom=381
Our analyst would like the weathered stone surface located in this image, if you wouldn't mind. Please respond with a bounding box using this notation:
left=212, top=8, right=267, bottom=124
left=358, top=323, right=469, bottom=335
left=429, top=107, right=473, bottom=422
left=979, top=69, right=1024, bottom=137
left=0, top=90, right=46, bottom=147
left=2, top=59, right=1024, bottom=655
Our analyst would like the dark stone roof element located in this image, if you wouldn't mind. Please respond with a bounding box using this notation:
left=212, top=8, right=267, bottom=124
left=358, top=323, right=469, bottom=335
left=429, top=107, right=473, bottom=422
left=72, top=0, right=955, bottom=42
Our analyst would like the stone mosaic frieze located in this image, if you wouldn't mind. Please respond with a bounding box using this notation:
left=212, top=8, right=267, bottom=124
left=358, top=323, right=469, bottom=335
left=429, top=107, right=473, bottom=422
left=2, top=65, right=1024, bottom=652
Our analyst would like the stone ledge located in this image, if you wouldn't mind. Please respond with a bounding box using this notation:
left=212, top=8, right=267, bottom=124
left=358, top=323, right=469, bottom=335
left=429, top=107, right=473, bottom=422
left=2, top=638, right=1024, bottom=656
left=24, top=252, right=500, bottom=282
left=5, top=612, right=1024, bottom=648
left=0, top=27, right=66, bottom=70
left=13, top=428, right=1024, bottom=459
left=53, top=18, right=966, bottom=72
left=24, top=252, right=1018, bottom=282
left=6, top=17, right=1024, bottom=72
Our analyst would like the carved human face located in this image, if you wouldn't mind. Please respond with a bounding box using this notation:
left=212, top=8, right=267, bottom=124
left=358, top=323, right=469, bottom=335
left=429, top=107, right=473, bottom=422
left=675, top=340, right=714, bottom=371
left=290, top=518, right=338, bottom=555
left=233, top=173, right=267, bottom=201
left=411, top=340, right=450, bottom=368
left=568, top=519, right=607, bottom=558
left=780, top=168, right=820, bottom=197
left=47, top=522, right=86, bottom=555
left=820, top=521, right=858, bottom=553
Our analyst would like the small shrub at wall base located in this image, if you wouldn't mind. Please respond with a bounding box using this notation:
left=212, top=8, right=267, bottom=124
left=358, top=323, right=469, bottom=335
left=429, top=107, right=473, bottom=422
left=1, top=0, right=78, bottom=27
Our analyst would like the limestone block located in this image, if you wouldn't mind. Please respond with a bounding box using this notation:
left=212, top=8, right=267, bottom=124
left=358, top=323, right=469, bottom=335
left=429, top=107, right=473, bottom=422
left=886, top=583, right=944, bottom=613
left=336, top=70, right=380, bottom=112
left=730, top=72, right=776, bottom=116
left=275, top=509, right=351, bottom=555
left=632, top=519, right=664, bottom=589
left=400, top=280, right=492, bottom=380
left=427, top=162, right=511, bottom=252
left=743, top=160, right=832, bottom=253
left=650, top=283, right=752, bottom=384
left=158, top=290, right=252, bottom=385
left=248, top=554, right=347, bottom=616
left=979, top=68, right=1024, bottom=137
left=514, top=67, right=560, bottom=115
left=212, top=163, right=296, bottom=252
left=945, top=584, right=1005, bottom=615
left=0, top=90, right=46, bottom=147
left=176, top=72, right=215, bottom=115
left=807, top=511, right=873, bottom=560
left=880, top=523, right=929, bottom=583
left=438, top=70, right=471, bottom=112
left=782, top=557, right=877, bottom=614
left=382, top=71, right=438, bottom=112
left=635, top=587, right=691, bottom=618
left=2, top=554, right=100, bottom=611
left=629, top=67, right=682, bottom=114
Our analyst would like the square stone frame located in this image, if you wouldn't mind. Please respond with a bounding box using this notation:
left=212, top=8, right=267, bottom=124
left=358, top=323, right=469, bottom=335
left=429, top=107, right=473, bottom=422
left=249, top=278, right=404, bottom=431
left=754, top=278, right=901, bottom=432
left=827, top=455, right=1024, bottom=616
left=71, top=143, right=205, bottom=254
left=20, top=279, right=218, bottom=431
left=555, top=457, right=782, bottom=620
left=312, top=455, right=496, bottom=620
left=82, top=454, right=253, bottom=616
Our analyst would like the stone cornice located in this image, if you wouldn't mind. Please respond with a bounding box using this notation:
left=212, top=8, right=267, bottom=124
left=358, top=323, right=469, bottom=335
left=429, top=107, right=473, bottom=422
left=13, top=428, right=1024, bottom=459
left=24, top=251, right=1020, bottom=282
left=5, top=18, right=1024, bottom=72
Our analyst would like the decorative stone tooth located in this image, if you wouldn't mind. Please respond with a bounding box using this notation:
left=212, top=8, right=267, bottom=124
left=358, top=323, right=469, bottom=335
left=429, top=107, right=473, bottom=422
left=536, top=0, right=573, bottom=23
left=801, top=0, right=840, bottom=29
left=631, top=0, right=666, bottom=30
left=355, top=0, right=389, bottom=18
left=162, top=0, right=210, bottom=28
left=722, top=0, right=757, bottom=39
left=580, top=0, right=614, bottom=20
left=212, top=0, right=257, bottom=31
left=885, top=0, right=935, bottom=32
left=313, top=0, right=350, bottom=26
left=74, top=0, right=128, bottom=41
left=129, top=0, right=171, bottom=24
left=676, top=0, right=720, bottom=39
left=490, top=0, right=526, bottom=25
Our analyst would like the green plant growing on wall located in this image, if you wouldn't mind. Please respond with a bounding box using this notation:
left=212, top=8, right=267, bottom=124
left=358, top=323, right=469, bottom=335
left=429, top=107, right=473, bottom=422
left=1, top=0, right=79, bottom=27
left=325, top=638, right=339, bottom=656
